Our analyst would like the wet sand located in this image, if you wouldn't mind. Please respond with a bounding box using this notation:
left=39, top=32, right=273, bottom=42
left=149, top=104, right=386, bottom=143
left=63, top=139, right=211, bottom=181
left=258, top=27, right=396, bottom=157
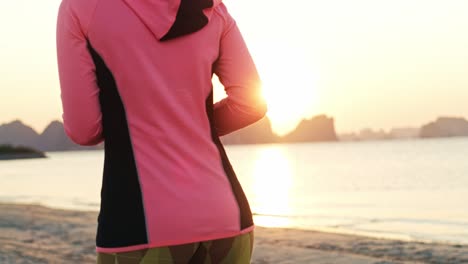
left=0, top=203, right=467, bottom=264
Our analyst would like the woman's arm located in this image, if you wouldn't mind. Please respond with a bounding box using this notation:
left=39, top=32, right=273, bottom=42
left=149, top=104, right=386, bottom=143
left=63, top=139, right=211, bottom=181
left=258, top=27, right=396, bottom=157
left=212, top=6, right=268, bottom=136
left=56, top=1, right=103, bottom=146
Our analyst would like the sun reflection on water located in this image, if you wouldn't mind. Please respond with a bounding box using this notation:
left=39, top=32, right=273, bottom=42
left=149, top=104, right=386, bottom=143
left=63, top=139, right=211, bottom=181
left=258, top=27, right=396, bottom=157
left=251, top=146, right=294, bottom=227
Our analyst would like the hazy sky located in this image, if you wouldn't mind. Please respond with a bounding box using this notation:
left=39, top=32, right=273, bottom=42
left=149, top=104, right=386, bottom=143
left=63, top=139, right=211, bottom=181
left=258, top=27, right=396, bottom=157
left=1, top=0, right=467, bottom=135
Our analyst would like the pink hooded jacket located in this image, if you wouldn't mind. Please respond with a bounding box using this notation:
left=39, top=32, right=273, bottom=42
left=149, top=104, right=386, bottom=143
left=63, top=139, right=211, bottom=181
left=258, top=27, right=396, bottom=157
left=56, top=0, right=266, bottom=253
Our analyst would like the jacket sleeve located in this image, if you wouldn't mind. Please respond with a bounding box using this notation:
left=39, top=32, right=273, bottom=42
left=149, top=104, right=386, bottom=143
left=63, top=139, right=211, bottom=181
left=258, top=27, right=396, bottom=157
left=56, top=1, right=103, bottom=146
left=212, top=8, right=268, bottom=136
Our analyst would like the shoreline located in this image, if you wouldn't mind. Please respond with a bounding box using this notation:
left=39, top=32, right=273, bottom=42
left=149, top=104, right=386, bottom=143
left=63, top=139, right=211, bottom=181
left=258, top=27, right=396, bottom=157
left=1, top=203, right=467, bottom=263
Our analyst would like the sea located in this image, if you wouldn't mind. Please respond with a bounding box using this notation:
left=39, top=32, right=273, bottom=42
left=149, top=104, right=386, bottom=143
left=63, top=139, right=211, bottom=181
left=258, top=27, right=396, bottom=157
left=1, top=137, right=467, bottom=245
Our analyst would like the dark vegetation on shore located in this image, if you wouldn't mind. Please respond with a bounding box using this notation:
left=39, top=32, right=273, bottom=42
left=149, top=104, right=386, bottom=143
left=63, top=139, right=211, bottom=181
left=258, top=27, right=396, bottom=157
left=0, top=144, right=46, bottom=160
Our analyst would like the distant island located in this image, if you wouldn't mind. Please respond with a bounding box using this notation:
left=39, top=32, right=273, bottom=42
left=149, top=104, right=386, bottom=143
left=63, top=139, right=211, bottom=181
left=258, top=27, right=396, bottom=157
left=0, top=120, right=103, bottom=153
left=339, top=117, right=468, bottom=141
left=420, top=117, right=468, bottom=138
left=221, top=115, right=338, bottom=145
left=0, top=144, right=46, bottom=160
left=339, top=127, right=420, bottom=141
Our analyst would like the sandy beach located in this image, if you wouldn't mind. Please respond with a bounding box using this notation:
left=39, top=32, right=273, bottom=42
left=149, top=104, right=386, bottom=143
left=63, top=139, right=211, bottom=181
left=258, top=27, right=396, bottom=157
left=0, top=203, right=467, bottom=264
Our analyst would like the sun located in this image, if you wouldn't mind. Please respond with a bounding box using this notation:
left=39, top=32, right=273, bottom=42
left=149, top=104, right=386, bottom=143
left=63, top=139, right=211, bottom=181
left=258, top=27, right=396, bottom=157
left=251, top=42, right=319, bottom=135
left=212, top=42, right=319, bottom=136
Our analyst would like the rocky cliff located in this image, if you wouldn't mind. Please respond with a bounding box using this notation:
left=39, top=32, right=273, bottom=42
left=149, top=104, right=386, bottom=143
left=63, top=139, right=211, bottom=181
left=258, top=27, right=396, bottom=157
left=221, top=117, right=279, bottom=145
left=420, top=117, right=468, bottom=138
left=0, top=120, right=101, bottom=152
left=280, top=115, right=338, bottom=143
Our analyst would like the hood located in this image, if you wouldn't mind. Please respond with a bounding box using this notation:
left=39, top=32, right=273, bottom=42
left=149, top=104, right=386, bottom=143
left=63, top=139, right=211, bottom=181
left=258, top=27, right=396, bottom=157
left=123, top=0, right=223, bottom=41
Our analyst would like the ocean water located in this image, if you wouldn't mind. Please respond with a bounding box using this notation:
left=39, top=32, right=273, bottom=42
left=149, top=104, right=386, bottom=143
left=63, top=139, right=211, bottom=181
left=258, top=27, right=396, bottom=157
left=1, top=138, right=468, bottom=245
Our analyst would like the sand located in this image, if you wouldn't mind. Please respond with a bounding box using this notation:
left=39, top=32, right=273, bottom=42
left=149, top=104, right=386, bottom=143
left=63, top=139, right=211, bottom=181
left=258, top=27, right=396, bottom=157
left=0, top=203, right=467, bottom=264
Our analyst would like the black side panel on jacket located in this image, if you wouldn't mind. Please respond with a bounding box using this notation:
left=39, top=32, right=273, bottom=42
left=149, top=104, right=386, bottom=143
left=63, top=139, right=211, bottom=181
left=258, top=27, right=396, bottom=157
left=205, top=90, right=254, bottom=229
left=87, top=41, right=148, bottom=248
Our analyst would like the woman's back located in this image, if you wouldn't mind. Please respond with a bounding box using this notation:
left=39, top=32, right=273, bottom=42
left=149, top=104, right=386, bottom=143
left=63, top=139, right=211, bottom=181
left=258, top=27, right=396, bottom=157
left=57, top=0, right=266, bottom=254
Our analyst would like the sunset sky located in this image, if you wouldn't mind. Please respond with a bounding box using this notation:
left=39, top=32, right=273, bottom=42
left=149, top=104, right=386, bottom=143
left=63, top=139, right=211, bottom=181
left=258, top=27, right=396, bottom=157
left=1, top=0, right=467, bottom=135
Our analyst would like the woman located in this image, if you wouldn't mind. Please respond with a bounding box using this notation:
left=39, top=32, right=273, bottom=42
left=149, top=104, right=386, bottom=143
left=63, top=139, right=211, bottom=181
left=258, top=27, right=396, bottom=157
left=56, top=0, right=267, bottom=263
